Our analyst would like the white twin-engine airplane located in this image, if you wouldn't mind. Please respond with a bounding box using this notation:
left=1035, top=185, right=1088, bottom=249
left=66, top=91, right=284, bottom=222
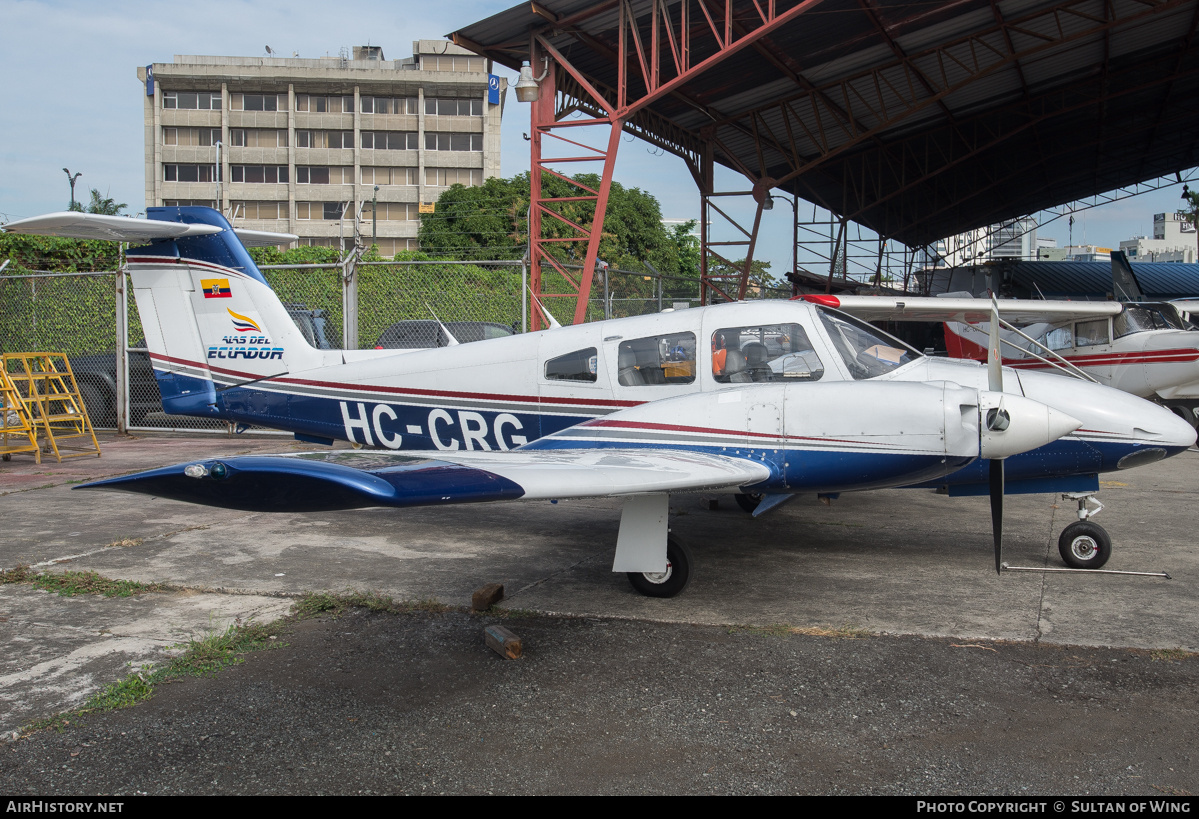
left=5, top=207, right=1195, bottom=597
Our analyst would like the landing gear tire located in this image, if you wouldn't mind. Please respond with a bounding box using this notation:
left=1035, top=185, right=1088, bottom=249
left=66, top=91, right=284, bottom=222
left=627, top=535, right=693, bottom=598
left=734, top=493, right=763, bottom=514
left=1058, top=521, right=1112, bottom=570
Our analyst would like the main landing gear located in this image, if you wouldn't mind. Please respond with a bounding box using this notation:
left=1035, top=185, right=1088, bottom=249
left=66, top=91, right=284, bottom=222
left=1058, top=492, right=1111, bottom=570
left=626, top=535, right=693, bottom=598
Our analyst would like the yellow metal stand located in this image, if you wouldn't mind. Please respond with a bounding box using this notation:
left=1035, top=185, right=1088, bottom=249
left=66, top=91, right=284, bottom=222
left=2, top=353, right=101, bottom=463
left=0, top=368, right=40, bottom=464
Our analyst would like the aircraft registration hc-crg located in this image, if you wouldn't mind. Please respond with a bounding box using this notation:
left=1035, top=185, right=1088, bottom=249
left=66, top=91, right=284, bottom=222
left=4, top=208, right=1195, bottom=598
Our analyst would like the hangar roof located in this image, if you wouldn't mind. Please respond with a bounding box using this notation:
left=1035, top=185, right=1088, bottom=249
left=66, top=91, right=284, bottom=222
left=452, top=0, right=1199, bottom=248
left=1008, top=261, right=1199, bottom=299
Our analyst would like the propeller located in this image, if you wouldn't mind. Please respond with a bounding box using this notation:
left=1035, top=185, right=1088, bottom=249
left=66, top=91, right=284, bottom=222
left=987, top=295, right=1005, bottom=574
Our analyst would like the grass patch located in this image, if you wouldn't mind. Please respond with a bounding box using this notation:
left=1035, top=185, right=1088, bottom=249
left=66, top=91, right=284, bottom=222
left=18, top=619, right=287, bottom=736
left=1150, top=648, right=1194, bottom=662
left=294, top=590, right=452, bottom=619
left=29, top=570, right=166, bottom=598
left=2, top=567, right=165, bottom=598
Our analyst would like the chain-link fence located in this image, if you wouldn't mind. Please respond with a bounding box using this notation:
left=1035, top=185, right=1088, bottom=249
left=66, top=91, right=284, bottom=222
left=1, top=258, right=785, bottom=432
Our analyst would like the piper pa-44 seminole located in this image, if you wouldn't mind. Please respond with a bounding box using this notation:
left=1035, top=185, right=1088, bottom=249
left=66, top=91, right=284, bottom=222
left=4, top=208, right=1195, bottom=597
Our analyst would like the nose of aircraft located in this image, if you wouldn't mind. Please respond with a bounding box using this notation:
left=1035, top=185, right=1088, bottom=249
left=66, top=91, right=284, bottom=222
left=977, top=392, right=1082, bottom=459
left=1017, top=370, right=1198, bottom=452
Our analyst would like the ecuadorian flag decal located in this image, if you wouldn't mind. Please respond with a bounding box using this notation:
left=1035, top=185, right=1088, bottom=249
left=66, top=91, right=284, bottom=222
left=201, top=278, right=232, bottom=298
left=227, top=308, right=262, bottom=333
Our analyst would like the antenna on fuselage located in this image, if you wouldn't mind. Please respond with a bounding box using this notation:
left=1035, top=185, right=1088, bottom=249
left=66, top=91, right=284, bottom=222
left=423, top=302, right=460, bottom=346
left=526, top=284, right=562, bottom=330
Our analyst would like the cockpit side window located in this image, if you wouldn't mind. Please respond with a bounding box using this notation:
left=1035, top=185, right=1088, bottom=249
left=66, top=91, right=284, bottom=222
left=545, top=348, right=598, bottom=382
left=711, top=323, right=823, bottom=383
left=617, top=333, right=695, bottom=386
left=815, top=308, right=920, bottom=380
left=1074, top=319, right=1110, bottom=348
left=1115, top=305, right=1185, bottom=338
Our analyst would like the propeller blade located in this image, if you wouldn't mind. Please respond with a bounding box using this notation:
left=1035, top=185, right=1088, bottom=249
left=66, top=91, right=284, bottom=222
left=990, top=458, right=1004, bottom=574
left=988, top=295, right=1003, bottom=393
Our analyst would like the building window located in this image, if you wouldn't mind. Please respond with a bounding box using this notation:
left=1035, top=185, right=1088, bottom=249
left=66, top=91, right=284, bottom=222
left=163, top=91, right=221, bottom=110
left=162, top=199, right=217, bottom=208
left=360, top=131, right=418, bottom=150
left=425, top=132, right=483, bottom=152
left=425, top=168, right=483, bottom=187
left=295, top=94, right=354, bottom=113
left=230, top=165, right=288, bottom=184
left=360, top=202, right=418, bottom=221
left=424, top=97, right=483, bottom=116
left=369, top=238, right=418, bottom=257
left=229, top=93, right=287, bottom=112
left=164, top=164, right=220, bottom=183
left=231, top=201, right=288, bottom=220
left=421, top=56, right=485, bottom=73
left=361, top=167, right=418, bottom=186
left=162, top=127, right=222, bottom=146
left=296, top=166, right=353, bottom=185
left=295, top=130, right=353, bottom=149
left=295, top=202, right=349, bottom=221
left=229, top=129, right=288, bottom=148
left=360, top=97, right=417, bottom=115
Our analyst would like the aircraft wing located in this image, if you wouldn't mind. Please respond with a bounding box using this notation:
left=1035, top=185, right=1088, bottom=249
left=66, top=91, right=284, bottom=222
left=800, top=294, right=1122, bottom=324
left=2, top=212, right=222, bottom=241
left=78, top=448, right=773, bottom=513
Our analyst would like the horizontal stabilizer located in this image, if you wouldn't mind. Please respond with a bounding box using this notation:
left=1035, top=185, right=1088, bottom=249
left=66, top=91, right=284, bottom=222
left=234, top=228, right=299, bottom=247
left=2, top=212, right=222, bottom=241
left=78, top=449, right=772, bottom=513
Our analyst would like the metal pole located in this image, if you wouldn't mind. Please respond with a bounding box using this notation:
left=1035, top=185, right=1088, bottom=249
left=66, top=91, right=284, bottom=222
left=115, top=249, right=128, bottom=434
left=603, top=264, right=610, bottom=320
left=372, top=185, right=378, bottom=242
left=214, top=141, right=222, bottom=214
left=520, top=257, right=528, bottom=333
left=342, top=248, right=359, bottom=350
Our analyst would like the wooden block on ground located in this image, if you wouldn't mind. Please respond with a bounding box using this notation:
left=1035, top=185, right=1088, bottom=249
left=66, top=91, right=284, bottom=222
left=472, top=582, right=504, bottom=612
left=484, top=625, right=522, bottom=660
left=706, top=498, right=720, bottom=510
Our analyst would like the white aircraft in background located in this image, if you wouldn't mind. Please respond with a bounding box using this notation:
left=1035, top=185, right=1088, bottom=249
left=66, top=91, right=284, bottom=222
left=4, top=208, right=1194, bottom=597
left=904, top=251, right=1199, bottom=431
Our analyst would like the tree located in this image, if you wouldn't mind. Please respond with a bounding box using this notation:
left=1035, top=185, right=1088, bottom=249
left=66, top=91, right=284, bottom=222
left=85, top=189, right=127, bottom=216
left=417, top=172, right=698, bottom=277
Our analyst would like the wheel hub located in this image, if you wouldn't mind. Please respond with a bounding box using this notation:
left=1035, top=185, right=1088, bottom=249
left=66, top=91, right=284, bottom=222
left=641, top=561, right=673, bottom=585
left=1070, top=536, right=1098, bottom=560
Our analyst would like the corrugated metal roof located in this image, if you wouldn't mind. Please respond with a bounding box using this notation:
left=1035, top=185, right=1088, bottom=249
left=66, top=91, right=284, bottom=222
left=452, top=0, right=1199, bottom=247
left=1009, top=262, right=1199, bottom=300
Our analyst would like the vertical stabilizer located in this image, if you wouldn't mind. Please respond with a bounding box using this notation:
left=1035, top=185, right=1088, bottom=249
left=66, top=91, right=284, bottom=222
left=1110, top=250, right=1144, bottom=302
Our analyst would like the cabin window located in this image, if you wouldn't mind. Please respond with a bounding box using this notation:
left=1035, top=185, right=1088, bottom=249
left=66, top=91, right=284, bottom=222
left=1074, top=319, right=1110, bottom=348
left=1044, top=327, right=1074, bottom=350
left=711, top=323, right=823, bottom=383
left=616, top=333, right=695, bottom=386
left=545, top=348, right=598, bottom=383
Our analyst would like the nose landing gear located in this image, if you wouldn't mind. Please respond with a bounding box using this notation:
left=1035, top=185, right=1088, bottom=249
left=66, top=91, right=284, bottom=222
left=1058, top=493, right=1111, bottom=569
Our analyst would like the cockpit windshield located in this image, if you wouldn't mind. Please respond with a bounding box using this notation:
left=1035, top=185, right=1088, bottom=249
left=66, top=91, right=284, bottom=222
left=1114, top=304, right=1187, bottom=338
left=815, top=307, right=921, bottom=380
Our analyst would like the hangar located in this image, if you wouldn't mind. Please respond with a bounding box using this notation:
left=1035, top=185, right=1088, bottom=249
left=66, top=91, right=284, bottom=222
left=450, top=0, right=1199, bottom=326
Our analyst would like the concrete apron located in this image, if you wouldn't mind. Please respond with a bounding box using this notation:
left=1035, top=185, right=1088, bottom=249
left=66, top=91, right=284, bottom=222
left=2, top=433, right=1197, bottom=736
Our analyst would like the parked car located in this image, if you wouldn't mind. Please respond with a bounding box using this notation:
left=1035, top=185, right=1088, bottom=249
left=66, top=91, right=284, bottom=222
left=375, top=320, right=515, bottom=349
left=69, top=305, right=334, bottom=428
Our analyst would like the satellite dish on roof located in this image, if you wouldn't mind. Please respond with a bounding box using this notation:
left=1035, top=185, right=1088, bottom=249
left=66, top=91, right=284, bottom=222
left=265, top=45, right=273, bottom=55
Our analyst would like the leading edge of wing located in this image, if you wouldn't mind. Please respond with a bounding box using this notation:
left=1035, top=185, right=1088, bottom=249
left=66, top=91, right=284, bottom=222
left=76, top=449, right=772, bottom=513
left=801, top=295, right=1123, bottom=324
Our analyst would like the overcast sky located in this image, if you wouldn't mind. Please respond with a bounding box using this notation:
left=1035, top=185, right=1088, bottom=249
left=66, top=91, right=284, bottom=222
left=1, top=0, right=1192, bottom=277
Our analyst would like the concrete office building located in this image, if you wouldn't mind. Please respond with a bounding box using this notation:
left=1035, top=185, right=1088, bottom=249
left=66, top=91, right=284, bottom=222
left=137, top=42, right=505, bottom=255
left=1118, top=212, right=1197, bottom=263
